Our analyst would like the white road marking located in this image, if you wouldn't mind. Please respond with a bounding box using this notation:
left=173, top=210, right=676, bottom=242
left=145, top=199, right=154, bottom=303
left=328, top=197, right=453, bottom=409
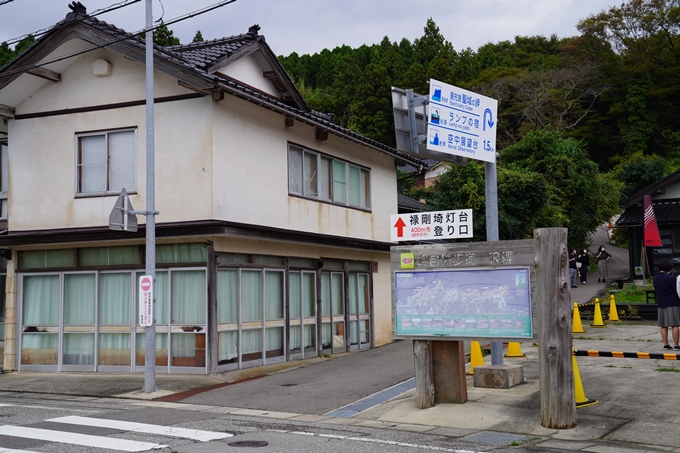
left=0, top=426, right=167, bottom=452
left=0, top=447, right=41, bottom=453
left=48, top=415, right=233, bottom=441
left=267, top=429, right=488, bottom=453
left=0, top=403, right=99, bottom=413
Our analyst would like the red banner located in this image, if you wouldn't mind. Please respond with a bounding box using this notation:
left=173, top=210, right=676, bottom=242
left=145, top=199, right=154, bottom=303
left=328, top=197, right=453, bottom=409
left=644, top=195, right=662, bottom=247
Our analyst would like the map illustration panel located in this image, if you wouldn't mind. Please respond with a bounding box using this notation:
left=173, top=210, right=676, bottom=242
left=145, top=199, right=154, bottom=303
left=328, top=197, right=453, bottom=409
left=395, top=268, right=532, bottom=339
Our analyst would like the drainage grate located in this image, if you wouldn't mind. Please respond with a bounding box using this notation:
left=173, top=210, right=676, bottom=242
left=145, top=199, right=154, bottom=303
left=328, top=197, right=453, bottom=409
left=227, top=440, right=269, bottom=448
left=461, top=431, right=534, bottom=445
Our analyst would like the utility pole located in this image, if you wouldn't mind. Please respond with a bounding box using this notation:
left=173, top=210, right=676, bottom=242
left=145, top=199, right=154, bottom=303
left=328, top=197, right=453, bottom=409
left=142, top=0, right=158, bottom=394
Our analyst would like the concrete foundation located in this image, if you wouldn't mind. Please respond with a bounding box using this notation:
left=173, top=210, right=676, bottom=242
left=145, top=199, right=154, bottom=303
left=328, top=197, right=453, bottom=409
left=473, top=364, right=524, bottom=389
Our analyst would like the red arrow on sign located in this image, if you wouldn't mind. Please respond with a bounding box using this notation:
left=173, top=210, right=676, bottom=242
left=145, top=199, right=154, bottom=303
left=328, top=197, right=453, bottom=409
left=394, top=217, right=407, bottom=238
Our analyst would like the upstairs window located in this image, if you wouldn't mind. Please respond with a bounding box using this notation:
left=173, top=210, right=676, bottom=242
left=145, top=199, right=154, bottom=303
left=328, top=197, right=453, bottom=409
left=76, top=129, right=136, bottom=195
left=288, top=144, right=370, bottom=210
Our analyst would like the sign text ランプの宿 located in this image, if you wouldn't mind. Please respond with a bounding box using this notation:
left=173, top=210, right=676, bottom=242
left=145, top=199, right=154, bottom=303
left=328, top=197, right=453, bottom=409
left=390, top=209, right=473, bottom=242
left=427, top=79, right=498, bottom=163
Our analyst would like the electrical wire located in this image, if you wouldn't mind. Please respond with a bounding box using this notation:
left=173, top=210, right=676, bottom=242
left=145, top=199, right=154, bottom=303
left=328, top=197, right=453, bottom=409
left=0, top=0, right=15, bottom=6
left=0, top=0, right=237, bottom=80
left=3, top=0, right=142, bottom=46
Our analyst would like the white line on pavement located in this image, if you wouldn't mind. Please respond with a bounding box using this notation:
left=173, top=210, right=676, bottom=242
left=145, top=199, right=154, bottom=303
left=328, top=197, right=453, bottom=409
left=267, top=429, right=489, bottom=453
left=0, top=447, right=41, bottom=453
left=0, top=426, right=167, bottom=452
left=48, top=415, right=233, bottom=441
left=0, top=403, right=100, bottom=413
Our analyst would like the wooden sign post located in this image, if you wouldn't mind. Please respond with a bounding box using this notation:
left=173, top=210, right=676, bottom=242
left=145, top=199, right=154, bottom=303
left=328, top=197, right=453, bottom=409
left=535, top=228, right=577, bottom=428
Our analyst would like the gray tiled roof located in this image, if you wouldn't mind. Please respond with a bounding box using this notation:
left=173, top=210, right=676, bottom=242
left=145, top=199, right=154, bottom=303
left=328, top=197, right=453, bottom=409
left=169, top=35, right=255, bottom=70
left=397, top=194, right=430, bottom=213
left=616, top=200, right=680, bottom=227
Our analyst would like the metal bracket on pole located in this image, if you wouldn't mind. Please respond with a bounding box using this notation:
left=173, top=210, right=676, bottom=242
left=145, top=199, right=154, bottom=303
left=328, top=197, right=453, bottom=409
left=406, top=89, right=428, bottom=154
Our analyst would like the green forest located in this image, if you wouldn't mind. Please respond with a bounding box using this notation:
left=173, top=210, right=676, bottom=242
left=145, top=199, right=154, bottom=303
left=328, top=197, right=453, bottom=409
left=276, top=0, right=680, bottom=247
left=1, top=0, right=678, bottom=247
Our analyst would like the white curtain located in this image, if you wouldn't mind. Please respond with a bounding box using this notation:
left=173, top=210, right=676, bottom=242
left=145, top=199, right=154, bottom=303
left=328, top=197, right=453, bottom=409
left=217, top=270, right=238, bottom=323
left=108, top=131, right=135, bottom=192
left=242, top=329, right=262, bottom=356
left=64, top=274, right=95, bottom=325
left=63, top=333, right=94, bottom=365
left=266, top=327, right=283, bottom=354
left=303, top=272, right=315, bottom=318
left=171, top=333, right=202, bottom=359
left=348, top=274, right=357, bottom=315
left=289, top=326, right=301, bottom=352
left=349, top=166, right=361, bottom=206
left=23, top=274, right=59, bottom=325
left=218, top=331, right=237, bottom=362
left=358, top=274, right=369, bottom=314
left=321, top=323, right=331, bottom=349
left=332, top=273, right=344, bottom=315
left=321, top=273, right=330, bottom=316
left=171, top=270, right=206, bottom=325
left=289, top=272, right=301, bottom=319
left=333, top=161, right=346, bottom=203
left=265, top=271, right=283, bottom=320
left=241, top=271, right=262, bottom=322
left=304, top=325, right=315, bottom=349
left=99, top=273, right=131, bottom=325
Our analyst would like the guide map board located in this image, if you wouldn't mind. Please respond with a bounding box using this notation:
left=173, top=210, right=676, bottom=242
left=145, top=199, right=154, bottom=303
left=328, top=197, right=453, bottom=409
left=394, top=268, right=532, bottom=339
left=391, top=239, right=536, bottom=342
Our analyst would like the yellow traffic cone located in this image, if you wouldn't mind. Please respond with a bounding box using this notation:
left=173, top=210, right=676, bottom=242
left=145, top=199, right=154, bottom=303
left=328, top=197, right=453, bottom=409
left=608, top=294, right=620, bottom=322
left=504, top=342, right=526, bottom=358
left=572, top=302, right=586, bottom=333
left=573, top=353, right=598, bottom=408
left=467, top=340, right=484, bottom=375
left=590, top=298, right=607, bottom=328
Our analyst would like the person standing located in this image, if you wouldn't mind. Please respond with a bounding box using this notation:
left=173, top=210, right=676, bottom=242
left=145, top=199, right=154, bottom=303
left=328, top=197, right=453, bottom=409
left=595, top=245, right=611, bottom=283
left=653, top=260, right=680, bottom=350
left=577, top=248, right=590, bottom=285
left=569, top=248, right=578, bottom=288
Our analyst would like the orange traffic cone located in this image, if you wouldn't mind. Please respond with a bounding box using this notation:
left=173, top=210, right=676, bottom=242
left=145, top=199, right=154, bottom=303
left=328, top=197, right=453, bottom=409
left=608, top=294, right=620, bottom=322
left=573, top=352, right=598, bottom=408
left=590, top=298, right=607, bottom=328
left=504, top=342, right=526, bottom=358
left=572, top=302, right=586, bottom=333
left=467, top=340, right=484, bottom=375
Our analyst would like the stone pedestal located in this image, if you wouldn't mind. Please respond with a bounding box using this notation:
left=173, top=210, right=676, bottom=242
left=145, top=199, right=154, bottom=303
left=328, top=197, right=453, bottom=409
left=473, top=364, right=524, bottom=389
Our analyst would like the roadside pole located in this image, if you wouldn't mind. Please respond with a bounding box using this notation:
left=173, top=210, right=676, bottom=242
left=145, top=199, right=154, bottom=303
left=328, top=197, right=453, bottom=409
left=142, top=0, right=157, bottom=394
left=485, top=162, right=503, bottom=365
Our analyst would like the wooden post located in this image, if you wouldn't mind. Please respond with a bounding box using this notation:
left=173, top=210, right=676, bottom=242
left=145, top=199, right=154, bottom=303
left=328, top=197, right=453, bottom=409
left=535, top=228, right=577, bottom=428
left=432, top=340, right=467, bottom=404
left=413, top=340, right=434, bottom=409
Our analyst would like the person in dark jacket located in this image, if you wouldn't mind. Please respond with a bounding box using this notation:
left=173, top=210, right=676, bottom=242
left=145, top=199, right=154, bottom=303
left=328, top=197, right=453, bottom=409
left=595, top=245, right=611, bottom=283
left=569, top=248, right=578, bottom=288
left=577, top=248, right=590, bottom=285
left=652, top=259, right=680, bottom=350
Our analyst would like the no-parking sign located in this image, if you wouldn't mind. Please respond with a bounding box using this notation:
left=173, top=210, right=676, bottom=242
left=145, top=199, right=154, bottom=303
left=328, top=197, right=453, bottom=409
left=139, top=275, right=153, bottom=327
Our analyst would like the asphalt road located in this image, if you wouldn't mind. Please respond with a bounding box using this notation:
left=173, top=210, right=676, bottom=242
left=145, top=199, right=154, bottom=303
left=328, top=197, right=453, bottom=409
left=180, top=339, right=416, bottom=415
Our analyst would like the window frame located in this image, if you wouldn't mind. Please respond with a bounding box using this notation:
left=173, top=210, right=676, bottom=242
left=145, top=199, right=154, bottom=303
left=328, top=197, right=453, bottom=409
left=75, top=128, right=138, bottom=197
left=288, top=143, right=371, bottom=211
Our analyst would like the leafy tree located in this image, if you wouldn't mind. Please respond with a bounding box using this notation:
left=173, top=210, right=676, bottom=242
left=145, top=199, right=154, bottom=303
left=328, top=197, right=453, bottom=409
left=192, top=30, right=204, bottom=43
left=153, top=21, right=180, bottom=47
left=414, top=18, right=446, bottom=66
left=610, top=151, right=667, bottom=201
left=501, top=127, right=620, bottom=246
left=0, top=35, right=35, bottom=66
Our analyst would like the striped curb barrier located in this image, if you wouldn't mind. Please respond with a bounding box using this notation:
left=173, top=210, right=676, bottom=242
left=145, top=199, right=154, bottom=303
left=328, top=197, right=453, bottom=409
left=573, top=349, right=680, bottom=360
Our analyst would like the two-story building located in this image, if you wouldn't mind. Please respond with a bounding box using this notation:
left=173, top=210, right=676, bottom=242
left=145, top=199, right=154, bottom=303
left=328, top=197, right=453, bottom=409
left=0, top=4, right=422, bottom=374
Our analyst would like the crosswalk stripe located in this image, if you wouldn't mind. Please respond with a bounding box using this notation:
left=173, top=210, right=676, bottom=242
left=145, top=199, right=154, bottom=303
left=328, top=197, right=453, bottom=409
left=0, top=426, right=167, bottom=452
left=48, top=415, right=233, bottom=441
left=0, top=448, right=41, bottom=453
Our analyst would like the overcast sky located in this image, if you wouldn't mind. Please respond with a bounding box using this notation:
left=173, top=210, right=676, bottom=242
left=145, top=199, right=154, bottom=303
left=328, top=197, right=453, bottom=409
left=1, top=0, right=618, bottom=56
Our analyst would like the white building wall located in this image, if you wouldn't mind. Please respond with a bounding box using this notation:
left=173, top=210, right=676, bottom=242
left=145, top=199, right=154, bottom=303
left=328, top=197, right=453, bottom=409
left=213, top=54, right=279, bottom=98
left=211, top=95, right=398, bottom=243
left=8, top=49, right=215, bottom=231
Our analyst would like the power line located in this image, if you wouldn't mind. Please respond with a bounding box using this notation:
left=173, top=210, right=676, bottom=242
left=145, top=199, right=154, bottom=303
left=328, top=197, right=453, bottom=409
left=3, top=0, right=141, bottom=46
left=0, top=0, right=15, bottom=6
left=0, top=0, right=237, bottom=80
